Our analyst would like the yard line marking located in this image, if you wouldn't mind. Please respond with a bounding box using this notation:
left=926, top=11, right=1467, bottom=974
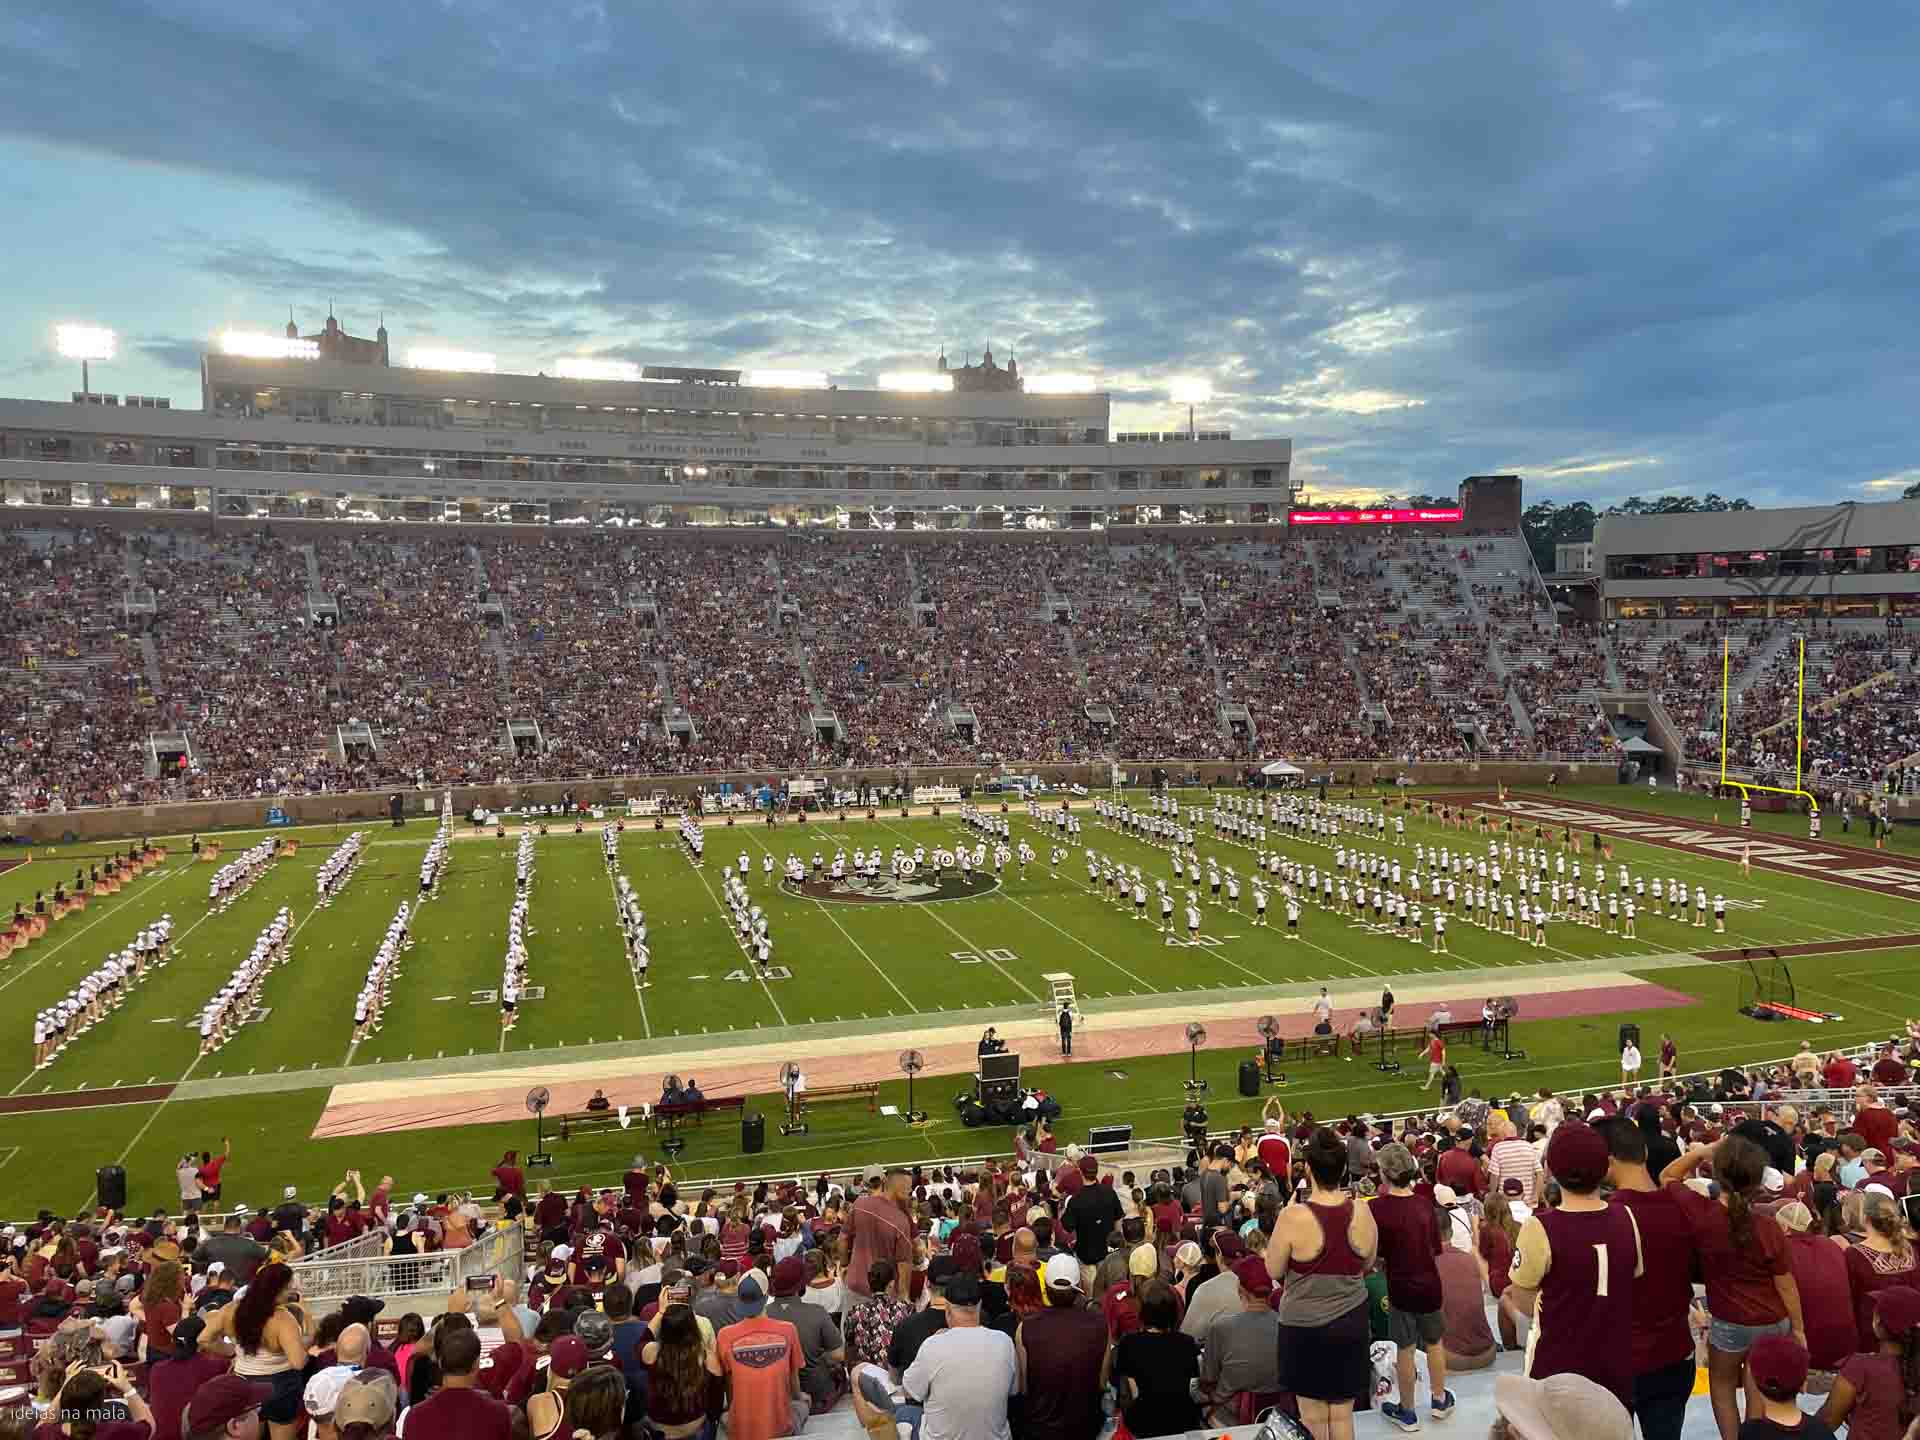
left=993, top=889, right=1158, bottom=993
left=736, top=824, right=920, bottom=1014
left=0, top=1145, right=19, bottom=1173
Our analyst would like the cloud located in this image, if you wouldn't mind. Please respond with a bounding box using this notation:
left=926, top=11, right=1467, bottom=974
left=133, top=337, right=207, bottom=373
left=0, top=2, right=1914, bottom=502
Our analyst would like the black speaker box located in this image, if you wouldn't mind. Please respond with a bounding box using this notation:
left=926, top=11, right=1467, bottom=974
left=96, top=1164, right=128, bottom=1210
left=741, top=1112, right=765, bottom=1154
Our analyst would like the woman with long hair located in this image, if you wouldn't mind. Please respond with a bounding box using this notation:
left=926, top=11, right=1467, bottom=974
left=642, top=1303, right=716, bottom=1440
left=1266, top=1126, right=1379, bottom=1440
left=199, top=1260, right=310, bottom=1440
left=719, top=1196, right=751, bottom=1265
left=1476, top=1190, right=1522, bottom=1351
left=1818, top=1285, right=1920, bottom=1440
left=1846, top=1192, right=1920, bottom=1351
left=772, top=1207, right=805, bottom=1262
left=392, top=1311, right=428, bottom=1390
left=1661, top=1135, right=1804, bottom=1440
left=563, top=1365, right=629, bottom=1440
left=135, top=1258, right=185, bottom=1352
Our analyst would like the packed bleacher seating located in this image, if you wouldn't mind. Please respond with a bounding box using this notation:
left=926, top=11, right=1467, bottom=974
left=9, top=1034, right=1920, bottom=1440
left=7, top=522, right=1920, bottom=812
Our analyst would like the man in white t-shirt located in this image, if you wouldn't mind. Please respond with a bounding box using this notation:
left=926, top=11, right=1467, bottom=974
left=901, top=1271, right=1016, bottom=1440
left=1620, top=1040, right=1643, bottom=1085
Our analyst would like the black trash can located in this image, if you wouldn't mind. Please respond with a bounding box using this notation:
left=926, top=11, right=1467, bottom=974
left=1238, top=1059, right=1261, bottom=1097
left=742, top=1112, right=765, bottom=1154
left=96, top=1164, right=128, bottom=1210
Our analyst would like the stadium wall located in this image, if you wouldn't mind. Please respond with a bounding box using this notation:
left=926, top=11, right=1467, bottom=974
left=3, top=759, right=1632, bottom=843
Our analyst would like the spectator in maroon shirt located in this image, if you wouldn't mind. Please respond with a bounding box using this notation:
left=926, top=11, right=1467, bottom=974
left=403, top=1324, right=509, bottom=1440
left=1434, top=1135, right=1483, bottom=1198
left=1371, top=1142, right=1455, bottom=1427
left=1826, top=1053, right=1861, bottom=1090
left=1846, top=1193, right=1920, bottom=1353
left=1598, top=1116, right=1703, bottom=1440
left=1873, top=1047, right=1910, bottom=1089
left=1855, top=1086, right=1900, bottom=1157
left=490, top=1151, right=525, bottom=1204
left=1775, top=1202, right=1858, bottom=1378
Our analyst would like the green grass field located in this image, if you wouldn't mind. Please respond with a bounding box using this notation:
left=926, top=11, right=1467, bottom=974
left=1, top=783, right=1916, bottom=1220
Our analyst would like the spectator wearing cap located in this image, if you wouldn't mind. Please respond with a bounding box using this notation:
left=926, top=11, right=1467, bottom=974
left=1660, top=1134, right=1803, bottom=1440
left=1180, top=1227, right=1248, bottom=1339
left=149, top=1313, right=230, bottom=1440
left=178, top=1372, right=273, bottom=1440
left=1511, top=1122, right=1644, bottom=1413
left=1099, top=1242, right=1164, bottom=1341
left=1742, top=1333, right=1832, bottom=1440
left=1772, top=1202, right=1856, bottom=1382
left=693, top=1262, right=745, bottom=1331
left=1198, top=1255, right=1282, bottom=1425
left=889, top=1257, right=958, bottom=1377
left=1492, top=1371, right=1634, bottom=1440
left=1817, top=1284, right=1920, bottom=1440
left=901, top=1269, right=1016, bottom=1440
left=1844, top=1192, right=1919, bottom=1354
left=1017, top=1255, right=1109, bottom=1439
left=1594, top=1116, right=1703, bottom=1440
left=707, top=1271, right=807, bottom=1440
left=332, top=1375, right=398, bottom=1440
left=336, top=1296, right=400, bottom=1382
left=1266, top=1127, right=1378, bottom=1440
left=403, top=1322, right=509, bottom=1440
left=1371, top=1141, right=1457, bottom=1427
left=766, top=1254, right=846, bottom=1413
left=847, top=1165, right=914, bottom=1303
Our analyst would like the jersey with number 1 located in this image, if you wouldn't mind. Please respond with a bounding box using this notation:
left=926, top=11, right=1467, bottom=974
left=1526, top=1205, right=1639, bottom=1409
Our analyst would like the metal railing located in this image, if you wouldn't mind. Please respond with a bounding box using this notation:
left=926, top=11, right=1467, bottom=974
left=290, top=1224, right=523, bottom=1306
left=297, top=1227, right=393, bottom=1267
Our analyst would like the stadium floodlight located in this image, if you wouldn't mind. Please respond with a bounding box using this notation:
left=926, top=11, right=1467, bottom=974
left=407, top=347, right=497, bottom=373
left=1170, top=377, right=1214, bottom=439
left=1025, top=373, right=1099, bottom=394
left=877, top=371, right=954, bottom=392
left=56, top=323, right=116, bottom=398
left=218, top=330, right=321, bottom=360
left=745, top=369, right=828, bottom=389
left=554, top=357, right=643, bottom=382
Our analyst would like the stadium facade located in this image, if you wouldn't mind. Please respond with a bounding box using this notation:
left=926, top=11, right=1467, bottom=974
left=1593, top=497, right=1920, bottom=619
left=0, top=318, right=1317, bottom=530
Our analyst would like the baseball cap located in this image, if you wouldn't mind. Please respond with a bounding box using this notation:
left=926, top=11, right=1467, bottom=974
left=548, top=1334, right=589, bottom=1381
left=1874, top=1286, right=1920, bottom=1338
left=771, top=1256, right=807, bottom=1297
left=412, top=1192, right=429, bottom=1205
left=206, top=1261, right=227, bottom=1276
left=334, top=1380, right=397, bottom=1430
left=1215, top=1228, right=1247, bottom=1260
left=549, top=1244, right=574, bottom=1264
left=1545, top=1122, right=1610, bottom=1189
left=735, top=1275, right=767, bottom=1315
left=1128, top=1243, right=1158, bottom=1279
left=283, top=1186, right=298, bottom=1201
left=861, top=1164, right=886, bottom=1184
left=340, top=1295, right=385, bottom=1326
left=304, top=1367, right=354, bottom=1419
left=187, top=1375, right=275, bottom=1434
left=1747, top=1333, right=1810, bottom=1400
left=1232, top=1255, right=1274, bottom=1298
left=945, top=1271, right=984, bottom=1306
left=926, top=1255, right=960, bottom=1289
left=101, top=1315, right=139, bottom=1354
left=573, top=1309, right=613, bottom=1358
left=1433, top=1185, right=1460, bottom=1206
left=1043, top=1253, right=1082, bottom=1291
left=1495, top=1373, right=1632, bottom=1440
left=1501, top=1177, right=1526, bottom=1197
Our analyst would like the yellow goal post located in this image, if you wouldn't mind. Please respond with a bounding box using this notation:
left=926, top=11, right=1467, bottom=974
left=1719, top=634, right=1817, bottom=814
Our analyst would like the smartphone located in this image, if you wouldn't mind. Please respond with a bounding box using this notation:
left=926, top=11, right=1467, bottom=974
left=465, top=1275, right=495, bottom=1292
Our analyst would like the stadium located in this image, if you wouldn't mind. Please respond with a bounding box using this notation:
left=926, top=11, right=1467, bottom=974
left=5, top=318, right=1920, bottom=1436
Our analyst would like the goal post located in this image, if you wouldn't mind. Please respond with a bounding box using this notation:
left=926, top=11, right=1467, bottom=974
left=1719, top=635, right=1817, bottom=814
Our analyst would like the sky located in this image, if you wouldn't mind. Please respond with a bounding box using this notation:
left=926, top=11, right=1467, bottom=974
left=2, top=2, right=1917, bottom=508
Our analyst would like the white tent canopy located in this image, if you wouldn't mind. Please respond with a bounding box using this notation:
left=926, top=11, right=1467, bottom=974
left=1260, top=760, right=1306, bottom=777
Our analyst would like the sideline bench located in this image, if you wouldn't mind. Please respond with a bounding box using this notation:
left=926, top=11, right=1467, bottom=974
left=553, top=1094, right=747, bottom=1141
left=792, top=1081, right=880, bottom=1117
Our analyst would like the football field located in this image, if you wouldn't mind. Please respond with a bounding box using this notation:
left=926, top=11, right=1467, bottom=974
left=1, top=784, right=1917, bottom=1219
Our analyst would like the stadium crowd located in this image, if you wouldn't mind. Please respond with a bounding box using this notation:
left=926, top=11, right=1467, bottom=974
left=5, top=524, right=1919, bottom=816
left=9, top=1040, right=1920, bottom=1440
